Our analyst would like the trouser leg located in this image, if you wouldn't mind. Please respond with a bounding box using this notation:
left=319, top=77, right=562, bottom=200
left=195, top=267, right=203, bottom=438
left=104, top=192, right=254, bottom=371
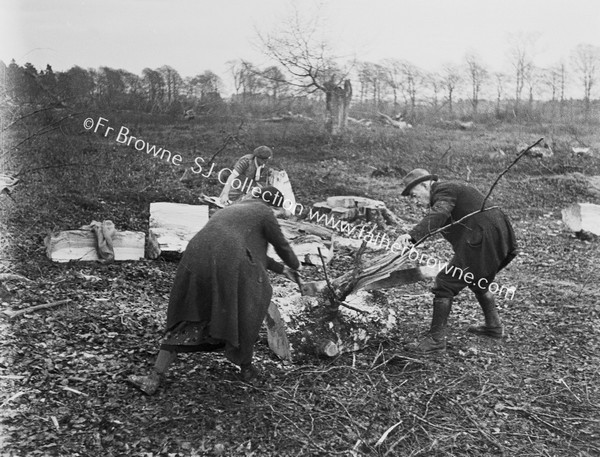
left=430, top=297, right=453, bottom=341
left=405, top=297, right=453, bottom=354
left=468, top=291, right=504, bottom=338
left=405, top=267, right=466, bottom=354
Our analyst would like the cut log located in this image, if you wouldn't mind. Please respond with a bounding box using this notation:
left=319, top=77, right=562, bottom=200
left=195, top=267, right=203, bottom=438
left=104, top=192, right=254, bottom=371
left=363, top=266, right=438, bottom=290
left=268, top=234, right=333, bottom=266
left=377, top=112, right=412, bottom=129
left=561, top=203, right=600, bottom=236
left=265, top=302, right=292, bottom=361
left=301, top=266, right=437, bottom=297
left=332, top=250, right=411, bottom=299
left=45, top=230, right=145, bottom=262
left=571, top=147, right=593, bottom=158
left=331, top=206, right=359, bottom=220
left=269, top=219, right=334, bottom=266
left=149, top=202, right=209, bottom=253
left=278, top=219, right=334, bottom=240
left=326, top=195, right=385, bottom=209
left=586, top=176, right=600, bottom=198
left=311, top=196, right=398, bottom=228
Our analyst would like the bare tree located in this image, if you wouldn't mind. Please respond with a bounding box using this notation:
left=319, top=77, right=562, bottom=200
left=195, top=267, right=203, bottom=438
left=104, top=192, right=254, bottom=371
left=493, top=72, right=507, bottom=118
left=571, top=43, right=600, bottom=116
left=258, top=5, right=353, bottom=135
left=524, top=64, right=540, bottom=114
left=158, top=65, right=182, bottom=106
left=227, top=60, right=244, bottom=96
left=357, top=61, right=386, bottom=107
left=442, top=64, right=461, bottom=116
left=226, top=60, right=264, bottom=101
left=543, top=63, right=566, bottom=102
left=427, top=72, right=442, bottom=110
left=507, top=32, right=538, bottom=117
left=541, top=62, right=567, bottom=119
left=261, top=66, right=287, bottom=100
left=381, top=58, right=404, bottom=111
left=400, top=61, right=423, bottom=119
left=142, top=68, right=164, bottom=112
left=465, top=53, right=488, bottom=115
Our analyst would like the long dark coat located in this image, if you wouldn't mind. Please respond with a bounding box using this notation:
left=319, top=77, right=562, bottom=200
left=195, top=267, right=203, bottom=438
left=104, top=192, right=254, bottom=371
left=165, top=200, right=300, bottom=365
left=409, top=181, right=518, bottom=279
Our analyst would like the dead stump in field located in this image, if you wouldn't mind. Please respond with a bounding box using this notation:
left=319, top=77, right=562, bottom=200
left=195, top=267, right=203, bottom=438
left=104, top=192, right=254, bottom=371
left=310, top=195, right=399, bottom=228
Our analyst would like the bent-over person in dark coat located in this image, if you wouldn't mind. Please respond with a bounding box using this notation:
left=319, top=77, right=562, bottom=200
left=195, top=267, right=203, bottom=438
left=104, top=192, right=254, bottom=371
left=395, top=169, right=518, bottom=354
left=128, top=186, right=300, bottom=395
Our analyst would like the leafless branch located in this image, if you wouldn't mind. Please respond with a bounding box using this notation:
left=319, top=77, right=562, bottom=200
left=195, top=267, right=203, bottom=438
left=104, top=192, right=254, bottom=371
left=481, top=137, right=544, bottom=210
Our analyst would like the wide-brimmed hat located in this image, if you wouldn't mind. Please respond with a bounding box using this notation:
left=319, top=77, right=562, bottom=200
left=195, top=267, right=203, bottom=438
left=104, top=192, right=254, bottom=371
left=401, top=168, right=438, bottom=196
left=253, top=145, right=273, bottom=160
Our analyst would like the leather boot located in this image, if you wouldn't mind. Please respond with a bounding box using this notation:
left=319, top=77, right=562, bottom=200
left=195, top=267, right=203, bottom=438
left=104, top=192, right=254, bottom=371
left=468, top=291, right=504, bottom=338
left=406, top=297, right=452, bottom=354
left=127, top=350, right=176, bottom=395
left=127, top=371, right=161, bottom=395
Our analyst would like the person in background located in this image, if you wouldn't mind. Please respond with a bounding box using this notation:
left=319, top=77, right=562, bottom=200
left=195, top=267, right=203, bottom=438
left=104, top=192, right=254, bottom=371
left=219, top=146, right=273, bottom=205
left=396, top=168, right=518, bottom=354
left=128, top=186, right=300, bottom=395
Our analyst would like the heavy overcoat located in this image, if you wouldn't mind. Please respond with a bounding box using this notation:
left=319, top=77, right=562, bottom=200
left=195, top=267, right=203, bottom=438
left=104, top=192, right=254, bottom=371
left=165, top=200, right=299, bottom=365
left=409, top=181, right=518, bottom=280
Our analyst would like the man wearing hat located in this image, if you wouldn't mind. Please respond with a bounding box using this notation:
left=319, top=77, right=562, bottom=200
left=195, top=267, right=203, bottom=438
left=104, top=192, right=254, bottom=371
left=396, top=169, right=518, bottom=354
left=219, top=146, right=273, bottom=205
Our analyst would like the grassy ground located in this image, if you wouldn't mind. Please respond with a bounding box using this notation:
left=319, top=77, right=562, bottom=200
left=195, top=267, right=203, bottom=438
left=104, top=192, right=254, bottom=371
left=1, top=111, right=599, bottom=456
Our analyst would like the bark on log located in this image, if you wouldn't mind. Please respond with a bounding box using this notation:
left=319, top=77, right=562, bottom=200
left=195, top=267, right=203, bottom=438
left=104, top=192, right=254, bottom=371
left=149, top=202, right=209, bottom=253
left=562, top=203, right=600, bottom=236
left=45, top=231, right=145, bottom=262
left=268, top=219, right=334, bottom=266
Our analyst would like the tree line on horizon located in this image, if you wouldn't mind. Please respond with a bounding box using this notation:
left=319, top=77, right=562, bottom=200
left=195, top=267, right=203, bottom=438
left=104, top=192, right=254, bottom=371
left=1, top=39, right=599, bottom=128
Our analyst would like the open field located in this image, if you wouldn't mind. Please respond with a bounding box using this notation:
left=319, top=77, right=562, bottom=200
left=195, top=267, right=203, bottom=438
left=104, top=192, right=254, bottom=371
left=1, top=112, right=600, bottom=456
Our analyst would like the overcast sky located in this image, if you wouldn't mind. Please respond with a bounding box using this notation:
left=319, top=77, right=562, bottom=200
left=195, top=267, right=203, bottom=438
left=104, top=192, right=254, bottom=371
left=1, top=0, right=599, bottom=95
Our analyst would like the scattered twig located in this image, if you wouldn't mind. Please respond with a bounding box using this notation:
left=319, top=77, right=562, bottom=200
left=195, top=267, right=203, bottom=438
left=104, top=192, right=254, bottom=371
left=375, top=419, right=403, bottom=447
left=2, top=299, right=73, bottom=319
left=0, top=273, right=32, bottom=283
left=438, top=144, right=453, bottom=165
left=15, top=162, right=93, bottom=178
left=206, top=124, right=244, bottom=166
left=450, top=399, right=505, bottom=452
